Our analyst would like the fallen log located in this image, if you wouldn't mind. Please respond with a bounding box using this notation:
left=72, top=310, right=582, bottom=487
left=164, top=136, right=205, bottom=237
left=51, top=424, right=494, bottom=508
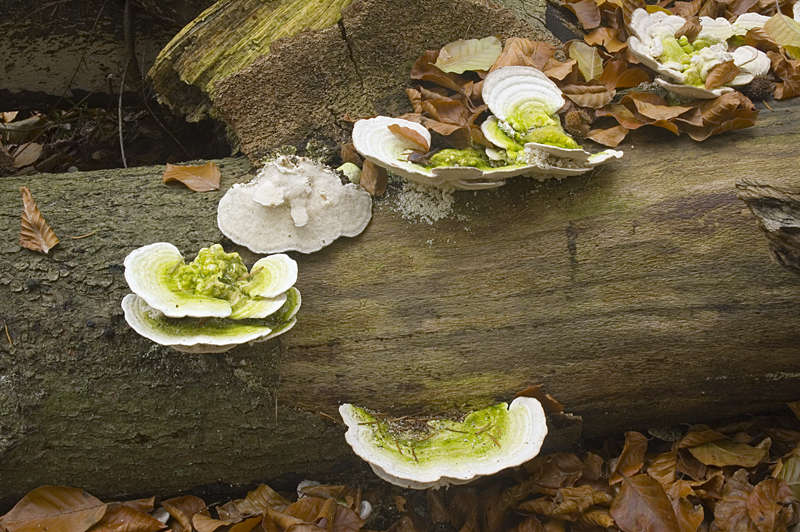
left=1, top=100, right=799, bottom=507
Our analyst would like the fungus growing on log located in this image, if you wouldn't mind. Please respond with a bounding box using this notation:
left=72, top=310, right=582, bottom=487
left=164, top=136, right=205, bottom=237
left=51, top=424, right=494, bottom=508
left=353, top=67, right=621, bottom=190
left=217, top=156, right=372, bottom=253
left=122, top=243, right=300, bottom=353
left=339, top=396, right=548, bottom=489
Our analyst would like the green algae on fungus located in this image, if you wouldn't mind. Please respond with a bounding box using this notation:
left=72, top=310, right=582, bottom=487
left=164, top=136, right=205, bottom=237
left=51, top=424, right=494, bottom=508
left=339, top=397, right=548, bottom=489
left=122, top=243, right=300, bottom=353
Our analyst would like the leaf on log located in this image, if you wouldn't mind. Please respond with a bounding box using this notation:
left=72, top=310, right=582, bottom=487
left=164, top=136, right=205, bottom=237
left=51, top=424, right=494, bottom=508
left=610, top=474, right=680, bottom=532
left=162, top=161, right=220, bottom=192
left=388, top=124, right=430, bottom=152
left=515, top=385, right=564, bottom=415
left=704, top=60, right=740, bottom=90
left=610, top=432, right=649, bottom=484
left=13, top=142, right=42, bottom=168
left=20, top=186, right=59, bottom=254
left=687, top=440, right=767, bottom=468
left=569, top=42, right=604, bottom=82
left=434, top=36, right=502, bottom=74
left=714, top=469, right=756, bottom=532
left=764, top=14, right=800, bottom=60
left=360, top=160, right=388, bottom=196
left=567, top=0, right=602, bottom=29
left=0, top=486, right=108, bottom=532
left=746, top=479, right=794, bottom=532
left=89, top=505, right=167, bottom=532
left=491, top=38, right=557, bottom=71
left=587, top=125, right=629, bottom=146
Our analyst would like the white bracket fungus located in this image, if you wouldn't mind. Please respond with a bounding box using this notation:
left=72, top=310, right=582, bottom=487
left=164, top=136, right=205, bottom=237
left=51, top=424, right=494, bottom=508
left=217, top=156, right=372, bottom=254
left=353, top=67, right=621, bottom=190
left=627, top=9, right=770, bottom=98
left=339, top=396, right=548, bottom=489
left=122, top=243, right=300, bottom=353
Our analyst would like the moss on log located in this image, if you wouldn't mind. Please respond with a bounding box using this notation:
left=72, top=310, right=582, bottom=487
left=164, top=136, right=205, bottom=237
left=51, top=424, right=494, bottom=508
left=1, top=102, right=800, bottom=506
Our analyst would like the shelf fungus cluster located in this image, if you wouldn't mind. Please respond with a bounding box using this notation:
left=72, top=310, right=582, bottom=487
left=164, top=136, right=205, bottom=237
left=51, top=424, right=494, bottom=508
left=339, top=396, right=548, bottom=489
left=217, top=156, right=372, bottom=254
left=352, top=66, right=621, bottom=190
left=122, top=243, right=300, bottom=353
left=627, top=9, right=770, bottom=98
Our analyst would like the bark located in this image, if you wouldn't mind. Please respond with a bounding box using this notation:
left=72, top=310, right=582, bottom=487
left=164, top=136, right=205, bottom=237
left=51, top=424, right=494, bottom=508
left=1, top=101, right=800, bottom=507
left=0, top=0, right=212, bottom=111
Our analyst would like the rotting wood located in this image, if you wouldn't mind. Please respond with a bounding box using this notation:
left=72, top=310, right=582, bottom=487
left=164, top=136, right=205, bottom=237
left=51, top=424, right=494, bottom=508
left=1, top=101, right=799, bottom=506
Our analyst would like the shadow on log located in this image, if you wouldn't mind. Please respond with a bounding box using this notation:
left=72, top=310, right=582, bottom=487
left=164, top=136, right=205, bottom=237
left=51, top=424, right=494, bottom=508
left=1, top=101, right=799, bottom=506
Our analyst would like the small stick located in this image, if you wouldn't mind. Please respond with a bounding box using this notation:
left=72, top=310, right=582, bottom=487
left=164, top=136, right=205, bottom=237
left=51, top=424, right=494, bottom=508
left=486, top=432, right=501, bottom=448
left=3, top=320, right=11, bottom=345
left=237, top=266, right=263, bottom=282
left=67, top=230, right=98, bottom=239
left=410, top=445, right=419, bottom=462
left=318, top=412, right=343, bottom=425
left=763, top=100, right=773, bottom=111
left=119, top=60, right=129, bottom=168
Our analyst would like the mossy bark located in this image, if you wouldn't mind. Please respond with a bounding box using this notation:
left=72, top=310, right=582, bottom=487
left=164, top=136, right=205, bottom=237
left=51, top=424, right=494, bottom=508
left=1, top=102, right=800, bottom=507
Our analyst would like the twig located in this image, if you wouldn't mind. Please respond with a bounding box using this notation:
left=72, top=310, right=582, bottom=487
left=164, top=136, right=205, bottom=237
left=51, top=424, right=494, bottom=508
left=3, top=320, right=11, bottom=346
left=763, top=100, right=773, bottom=111
left=119, top=61, right=129, bottom=168
left=67, top=230, right=98, bottom=239
left=318, top=412, right=343, bottom=425
left=485, top=432, right=501, bottom=448
left=237, top=266, right=263, bottom=282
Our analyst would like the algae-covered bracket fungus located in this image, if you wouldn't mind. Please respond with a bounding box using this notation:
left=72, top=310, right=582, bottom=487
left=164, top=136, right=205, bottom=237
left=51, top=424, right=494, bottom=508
left=217, top=156, right=372, bottom=254
left=339, top=396, right=548, bottom=489
left=353, top=67, right=621, bottom=190
left=122, top=243, right=300, bottom=353
left=627, top=9, right=770, bottom=98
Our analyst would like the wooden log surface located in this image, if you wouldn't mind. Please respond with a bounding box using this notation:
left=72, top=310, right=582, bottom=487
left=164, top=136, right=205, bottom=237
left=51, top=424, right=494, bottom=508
left=1, top=100, right=800, bottom=505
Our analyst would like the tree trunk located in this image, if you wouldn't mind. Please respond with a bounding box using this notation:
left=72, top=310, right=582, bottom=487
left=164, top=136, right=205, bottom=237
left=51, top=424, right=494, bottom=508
left=1, top=101, right=799, bottom=508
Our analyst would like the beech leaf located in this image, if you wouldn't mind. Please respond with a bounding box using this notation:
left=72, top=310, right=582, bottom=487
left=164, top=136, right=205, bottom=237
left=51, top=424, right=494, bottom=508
left=764, top=14, right=800, bottom=60
left=746, top=479, right=794, bottom=532
left=161, top=496, right=208, bottom=532
left=714, top=469, right=755, bottom=532
left=360, top=160, right=388, bottom=196
left=610, top=474, right=680, bottom=532
left=585, top=28, right=627, bottom=52
left=587, top=125, right=630, bottom=147
left=434, top=36, right=503, bottom=74
left=775, top=454, right=800, bottom=500
left=411, top=51, right=471, bottom=91
left=569, top=42, right=604, bottom=82
left=235, top=484, right=291, bottom=516
left=789, top=401, right=800, bottom=421
left=89, top=505, right=166, bottom=532
left=388, top=124, right=430, bottom=152
left=20, top=186, right=59, bottom=254
left=568, top=0, right=602, bottom=29
left=492, top=38, right=557, bottom=71
left=704, top=60, right=740, bottom=90
left=647, top=452, right=678, bottom=487
left=162, top=161, right=220, bottom=192
left=13, top=142, right=42, bottom=168
left=688, top=439, right=767, bottom=468
left=0, top=486, right=108, bottom=532
left=672, top=499, right=704, bottom=532
left=610, top=432, right=649, bottom=484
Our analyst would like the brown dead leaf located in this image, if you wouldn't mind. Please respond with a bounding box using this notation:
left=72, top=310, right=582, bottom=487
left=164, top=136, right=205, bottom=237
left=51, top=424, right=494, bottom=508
left=569, top=41, right=604, bottom=82
left=688, top=440, right=767, bottom=468
left=340, top=142, right=362, bottom=166
left=647, top=452, right=678, bottom=487
left=677, top=428, right=729, bottom=449
left=768, top=52, right=800, bottom=99
left=491, top=38, right=557, bottom=72
left=411, top=51, right=471, bottom=92
left=715, top=469, right=756, bottom=532
left=514, top=385, right=564, bottom=415
left=13, top=142, right=42, bottom=168
left=507, top=517, right=546, bottom=532
left=667, top=480, right=696, bottom=501
left=746, top=29, right=782, bottom=54
left=88, top=505, right=166, bottom=532
left=585, top=27, right=627, bottom=52
left=162, top=161, right=220, bottom=192
left=587, top=125, right=630, bottom=146
left=449, top=491, right=478, bottom=530
left=568, top=0, right=602, bottom=29
left=610, top=474, right=680, bottom=532
left=161, top=496, right=208, bottom=532
left=746, top=479, right=794, bottom=532
left=672, top=499, right=704, bottom=532
left=610, top=432, right=649, bottom=484
left=0, top=486, right=108, bottom=532
left=671, top=0, right=704, bottom=17
left=598, top=60, right=651, bottom=89
left=20, top=186, right=59, bottom=254
left=543, top=59, right=578, bottom=81
left=192, top=514, right=233, bottom=532
left=562, top=84, right=616, bottom=108
left=235, top=484, right=291, bottom=516
left=789, top=402, right=800, bottom=421
left=576, top=508, right=614, bottom=528
left=427, top=490, right=449, bottom=523
left=388, top=124, right=430, bottom=152
left=675, top=17, right=702, bottom=42
left=705, top=60, right=741, bottom=90
left=553, top=485, right=614, bottom=519
left=525, top=453, right=584, bottom=493
left=360, top=160, right=388, bottom=196
left=434, top=36, right=502, bottom=74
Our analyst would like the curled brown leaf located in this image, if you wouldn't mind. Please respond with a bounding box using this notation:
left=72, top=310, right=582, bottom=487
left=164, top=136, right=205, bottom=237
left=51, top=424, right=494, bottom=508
left=20, top=186, right=59, bottom=254
left=567, top=0, right=602, bottom=29
left=491, top=38, right=557, bottom=72
left=704, top=60, right=741, bottom=90
left=610, top=474, right=680, bottom=532
left=0, top=486, right=108, bottom=532
left=610, top=432, right=649, bottom=484
left=360, top=160, right=388, bottom=196
left=162, top=161, right=220, bottom=192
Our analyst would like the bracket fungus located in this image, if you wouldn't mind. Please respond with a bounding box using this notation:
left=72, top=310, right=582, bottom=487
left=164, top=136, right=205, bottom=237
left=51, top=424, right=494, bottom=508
left=339, top=396, right=548, bottom=489
left=217, top=156, right=372, bottom=254
left=353, top=67, right=621, bottom=190
left=122, top=243, right=300, bottom=353
left=627, top=9, right=769, bottom=98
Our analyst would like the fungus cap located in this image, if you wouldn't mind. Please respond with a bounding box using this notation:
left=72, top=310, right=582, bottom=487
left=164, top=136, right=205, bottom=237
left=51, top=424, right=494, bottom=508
left=217, top=156, right=372, bottom=254
left=339, top=396, right=548, bottom=489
